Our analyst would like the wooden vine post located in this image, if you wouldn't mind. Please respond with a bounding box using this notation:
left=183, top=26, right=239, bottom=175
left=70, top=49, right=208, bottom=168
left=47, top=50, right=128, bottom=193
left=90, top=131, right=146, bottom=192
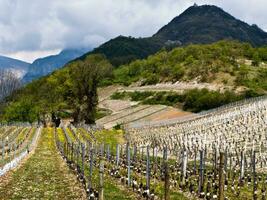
left=163, top=147, right=170, bottom=200
left=1, top=139, right=4, bottom=160
left=106, top=144, right=110, bottom=162
left=127, top=143, right=131, bottom=187
left=218, top=152, right=225, bottom=200
left=198, top=150, right=204, bottom=194
left=71, top=143, right=74, bottom=162
left=81, top=143, right=85, bottom=178
left=240, top=150, right=245, bottom=183
left=182, top=148, right=188, bottom=186
left=99, top=159, right=104, bottom=200
left=116, top=144, right=120, bottom=167
left=252, top=151, right=257, bottom=200
left=76, top=144, right=79, bottom=168
left=88, top=147, right=93, bottom=193
left=146, top=145, right=150, bottom=191
left=194, top=147, right=197, bottom=175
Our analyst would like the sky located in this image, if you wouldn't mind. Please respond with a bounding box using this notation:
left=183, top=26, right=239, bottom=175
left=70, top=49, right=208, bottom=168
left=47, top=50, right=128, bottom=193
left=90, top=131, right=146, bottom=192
left=0, top=0, right=267, bottom=63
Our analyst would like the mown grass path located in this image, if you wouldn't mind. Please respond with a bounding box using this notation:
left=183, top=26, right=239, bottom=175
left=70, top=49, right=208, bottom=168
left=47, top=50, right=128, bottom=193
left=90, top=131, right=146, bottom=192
left=0, top=128, right=86, bottom=200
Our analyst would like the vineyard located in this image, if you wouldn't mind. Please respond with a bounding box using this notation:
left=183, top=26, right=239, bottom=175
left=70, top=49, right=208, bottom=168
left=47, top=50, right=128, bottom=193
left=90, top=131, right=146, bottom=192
left=1, top=1, right=267, bottom=199
left=0, top=95, right=267, bottom=199
left=0, top=124, right=39, bottom=175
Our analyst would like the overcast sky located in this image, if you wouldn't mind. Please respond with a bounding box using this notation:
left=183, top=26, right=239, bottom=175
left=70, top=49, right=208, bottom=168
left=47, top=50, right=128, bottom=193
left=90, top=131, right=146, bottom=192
left=0, top=0, right=267, bottom=62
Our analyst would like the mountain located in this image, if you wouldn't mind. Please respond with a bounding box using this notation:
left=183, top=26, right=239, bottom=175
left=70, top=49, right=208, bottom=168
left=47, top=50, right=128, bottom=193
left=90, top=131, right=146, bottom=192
left=22, top=4, right=267, bottom=81
left=78, top=36, right=164, bottom=67
left=153, top=4, right=267, bottom=46
left=78, top=4, right=267, bottom=67
left=0, top=55, right=30, bottom=78
left=22, top=48, right=89, bottom=83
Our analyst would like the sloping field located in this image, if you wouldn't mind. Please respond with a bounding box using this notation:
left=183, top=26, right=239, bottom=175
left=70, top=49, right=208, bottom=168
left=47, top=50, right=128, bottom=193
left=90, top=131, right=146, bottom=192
left=98, top=85, right=122, bottom=102
left=97, top=105, right=168, bottom=129
left=137, top=107, right=193, bottom=121
left=98, top=99, right=138, bottom=113
left=96, top=105, right=150, bottom=125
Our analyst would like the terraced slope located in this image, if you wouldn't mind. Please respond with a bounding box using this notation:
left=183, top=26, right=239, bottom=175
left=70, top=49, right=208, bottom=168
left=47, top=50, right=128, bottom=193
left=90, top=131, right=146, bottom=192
left=0, top=128, right=86, bottom=200
left=96, top=105, right=150, bottom=125
left=96, top=105, right=168, bottom=129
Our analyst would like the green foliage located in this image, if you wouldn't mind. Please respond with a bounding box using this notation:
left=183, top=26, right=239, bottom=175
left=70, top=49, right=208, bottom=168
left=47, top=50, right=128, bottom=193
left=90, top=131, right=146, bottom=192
left=95, top=108, right=111, bottom=120
left=142, top=74, right=160, bottom=85
left=56, top=111, right=72, bottom=119
left=113, top=123, right=122, bottom=130
left=103, top=41, right=267, bottom=98
left=252, top=52, right=260, bottom=66
left=3, top=98, right=39, bottom=123
left=111, top=92, right=128, bottom=100
left=68, top=54, right=113, bottom=124
left=236, top=67, right=267, bottom=93
left=80, top=36, right=164, bottom=67
left=183, top=89, right=243, bottom=112
left=244, top=89, right=262, bottom=98
left=111, top=89, right=244, bottom=113
left=1, top=54, right=113, bottom=123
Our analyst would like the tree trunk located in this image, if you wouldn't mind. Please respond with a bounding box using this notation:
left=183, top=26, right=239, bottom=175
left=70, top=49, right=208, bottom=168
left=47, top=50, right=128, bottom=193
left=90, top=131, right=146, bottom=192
left=73, top=107, right=82, bottom=125
left=84, top=78, right=98, bottom=124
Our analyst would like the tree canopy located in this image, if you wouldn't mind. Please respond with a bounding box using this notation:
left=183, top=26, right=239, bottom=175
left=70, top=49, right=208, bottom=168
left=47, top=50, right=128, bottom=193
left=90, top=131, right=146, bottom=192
left=0, top=54, right=112, bottom=124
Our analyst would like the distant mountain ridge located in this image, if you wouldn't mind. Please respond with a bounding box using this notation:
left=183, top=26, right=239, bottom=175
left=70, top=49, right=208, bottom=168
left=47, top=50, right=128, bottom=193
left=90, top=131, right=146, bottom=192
left=78, top=4, right=267, bottom=67
left=22, top=48, right=89, bottom=83
left=0, top=55, right=29, bottom=78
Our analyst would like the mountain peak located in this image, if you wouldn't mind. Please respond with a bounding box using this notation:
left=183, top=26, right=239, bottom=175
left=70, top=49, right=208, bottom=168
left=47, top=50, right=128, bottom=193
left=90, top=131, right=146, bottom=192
left=177, top=4, right=234, bottom=19
left=153, top=4, right=267, bottom=46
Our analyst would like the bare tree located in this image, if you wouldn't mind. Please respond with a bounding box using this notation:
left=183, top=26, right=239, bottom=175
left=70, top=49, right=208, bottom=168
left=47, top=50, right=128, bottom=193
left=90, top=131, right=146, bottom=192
left=0, top=69, right=21, bottom=101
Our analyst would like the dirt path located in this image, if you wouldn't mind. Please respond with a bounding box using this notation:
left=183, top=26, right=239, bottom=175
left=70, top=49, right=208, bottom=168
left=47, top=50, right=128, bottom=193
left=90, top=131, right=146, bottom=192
left=0, top=128, right=86, bottom=200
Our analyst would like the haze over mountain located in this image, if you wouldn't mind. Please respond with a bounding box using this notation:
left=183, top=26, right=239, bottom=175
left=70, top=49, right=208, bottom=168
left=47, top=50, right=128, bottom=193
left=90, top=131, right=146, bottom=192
left=22, top=48, right=89, bottom=83
left=0, top=55, right=29, bottom=78
left=78, top=4, right=267, bottom=67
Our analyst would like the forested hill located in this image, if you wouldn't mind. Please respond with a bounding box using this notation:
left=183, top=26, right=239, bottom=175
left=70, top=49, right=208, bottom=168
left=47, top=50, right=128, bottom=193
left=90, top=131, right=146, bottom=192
left=77, top=4, right=267, bottom=67
left=78, top=36, right=164, bottom=67
left=110, top=41, right=267, bottom=95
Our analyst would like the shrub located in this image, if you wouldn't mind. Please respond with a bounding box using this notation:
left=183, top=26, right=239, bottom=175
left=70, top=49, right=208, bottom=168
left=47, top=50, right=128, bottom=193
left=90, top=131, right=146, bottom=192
left=110, top=92, right=127, bottom=100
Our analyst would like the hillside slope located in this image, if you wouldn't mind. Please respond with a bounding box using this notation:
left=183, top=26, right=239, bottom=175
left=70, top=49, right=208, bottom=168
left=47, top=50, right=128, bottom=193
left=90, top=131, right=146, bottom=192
left=111, top=40, right=267, bottom=95
left=81, top=36, right=164, bottom=67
